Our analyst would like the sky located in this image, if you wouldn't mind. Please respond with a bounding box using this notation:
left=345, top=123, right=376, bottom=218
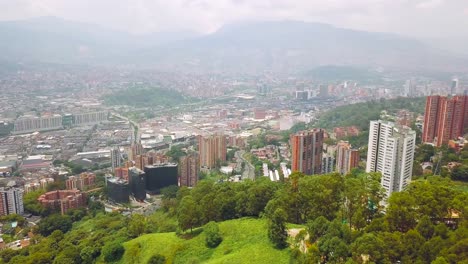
left=0, top=0, right=467, bottom=40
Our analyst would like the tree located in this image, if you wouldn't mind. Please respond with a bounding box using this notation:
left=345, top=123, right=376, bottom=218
left=307, top=216, right=330, bottom=242
left=102, top=240, right=125, bottom=262
left=350, top=233, right=385, bottom=263
left=80, top=246, right=100, bottom=264
left=204, top=221, right=222, bottom=248
left=268, top=208, right=288, bottom=249
left=23, top=190, right=47, bottom=215
left=451, top=165, right=468, bottom=181
left=37, top=214, right=72, bottom=236
left=416, top=215, right=434, bottom=240
left=147, top=254, right=166, bottom=264
left=128, top=214, right=149, bottom=238
left=177, top=195, right=200, bottom=232
left=386, top=192, right=417, bottom=232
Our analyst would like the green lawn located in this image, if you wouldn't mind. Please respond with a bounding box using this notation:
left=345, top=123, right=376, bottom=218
left=452, top=181, right=468, bottom=192
left=122, top=218, right=291, bottom=264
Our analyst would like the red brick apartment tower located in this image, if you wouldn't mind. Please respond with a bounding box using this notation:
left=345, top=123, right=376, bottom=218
left=422, top=95, right=442, bottom=145
left=198, top=133, right=227, bottom=169
left=290, top=129, right=324, bottom=175
left=423, top=95, right=468, bottom=147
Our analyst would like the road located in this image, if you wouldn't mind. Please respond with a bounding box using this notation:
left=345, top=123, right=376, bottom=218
left=235, top=150, right=255, bottom=180
left=111, top=112, right=140, bottom=143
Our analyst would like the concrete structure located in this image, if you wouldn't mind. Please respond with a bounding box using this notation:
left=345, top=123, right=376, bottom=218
left=144, top=163, right=178, bottom=194
left=423, top=95, right=468, bottom=147
left=336, top=141, right=360, bottom=175
left=179, top=154, right=199, bottom=187
left=107, top=177, right=129, bottom=204
left=72, top=111, right=108, bottom=126
left=66, top=172, right=96, bottom=190
left=111, top=147, right=122, bottom=171
left=38, top=190, right=86, bottom=215
left=24, top=178, right=54, bottom=193
left=129, top=167, right=146, bottom=201
left=0, top=188, right=24, bottom=216
left=198, top=133, right=227, bottom=169
left=290, top=129, right=324, bottom=175
left=13, top=115, right=63, bottom=134
left=366, top=121, right=416, bottom=198
left=322, top=154, right=335, bottom=174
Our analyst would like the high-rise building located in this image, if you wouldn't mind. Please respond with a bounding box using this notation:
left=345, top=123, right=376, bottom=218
left=322, top=154, right=335, bottom=174
left=366, top=121, right=416, bottom=198
left=0, top=188, right=24, bottom=216
left=129, top=167, right=146, bottom=201
left=144, top=163, right=178, bottom=194
left=66, top=172, right=96, bottom=190
left=107, top=177, right=130, bottom=204
left=336, top=141, right=360, bottom=175
left=111, top=147, right=122, bottom=171
left=422, top=95, right=468, bottom=147
left=198, top=133, right=227, bottom=169
left=179, top=154, right=199, bottom=187
left=290, top=129, right=324, bottom=175
left=129, top=143, right=143, bottom=161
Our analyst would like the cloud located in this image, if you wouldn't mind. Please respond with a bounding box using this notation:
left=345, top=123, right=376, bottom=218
left=416, top=0, right=444, bottom=9
left=0, top=0, right=466, bottom=43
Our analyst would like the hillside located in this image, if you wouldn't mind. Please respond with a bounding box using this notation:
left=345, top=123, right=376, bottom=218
left=316, top=97, right=426, bottom=131
left=121, top=218, right=291, bottom=264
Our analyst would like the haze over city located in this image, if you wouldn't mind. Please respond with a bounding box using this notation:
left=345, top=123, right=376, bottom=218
left=0, top=1, right=467, bottom=263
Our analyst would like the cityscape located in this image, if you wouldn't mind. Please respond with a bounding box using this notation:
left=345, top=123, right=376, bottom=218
left=0, top=1, right=468, bottom=263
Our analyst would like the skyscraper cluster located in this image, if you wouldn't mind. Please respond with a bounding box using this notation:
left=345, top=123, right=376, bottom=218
left=366, top=120, right=416, bottom=198
left=422, top=95, right=468, bottom=147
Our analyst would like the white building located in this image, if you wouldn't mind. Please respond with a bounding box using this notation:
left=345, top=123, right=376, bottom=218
left=366, top=120, right=416, bottom=198
left=0, top=188, right=24, bottom=216
left=73, top=111, right=108, bottom=126
left=13, top=115, right=63, bottom=134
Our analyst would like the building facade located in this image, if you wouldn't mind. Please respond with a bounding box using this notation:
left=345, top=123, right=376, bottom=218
left=38, top=190, right=86, bottom=215
left=129, top=167, right=146, bottom=201
left=422, top=95, right=468, bottom=147
left=179, top=154, right=199, bottom=187
left=366, top=121, right=416, bottom=198
left=290, top=129, right=324, bottom=175
left=66, top=172, right=96, bottom=191
left=111, top=147, right=122, bottom=171
left=13, top=115, right=63, bottom=134
left=198, top=134, right=227, bottom=169
left=0, top=188, right=24, bottom=216
left=336, top=141, right=360, bottom=175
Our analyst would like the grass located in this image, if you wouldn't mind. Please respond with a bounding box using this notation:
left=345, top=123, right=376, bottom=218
left=452, top=181, right=468, bottom=192
left=122, top=218, right=291, bottom=264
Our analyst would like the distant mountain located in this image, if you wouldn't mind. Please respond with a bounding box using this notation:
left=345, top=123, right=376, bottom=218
left=134, top=21, right=468, bottom=73
left=0, top=18, right=466, bottom=73
left=0, top=16, right=198, bottom=64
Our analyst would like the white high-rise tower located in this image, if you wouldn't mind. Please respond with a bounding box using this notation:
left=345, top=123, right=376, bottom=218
left=366, top=120, right=416, bottom=198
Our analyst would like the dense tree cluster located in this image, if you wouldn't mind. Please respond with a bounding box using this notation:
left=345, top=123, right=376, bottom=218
left=1, top=168, right=467, bottom=263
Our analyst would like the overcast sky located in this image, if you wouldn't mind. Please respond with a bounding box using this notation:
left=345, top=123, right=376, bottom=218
left=1, top=0, right=467, bottom=39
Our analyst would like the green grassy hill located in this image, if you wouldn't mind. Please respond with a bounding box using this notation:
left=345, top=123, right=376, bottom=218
left=122, top=218, right=291, bottom=264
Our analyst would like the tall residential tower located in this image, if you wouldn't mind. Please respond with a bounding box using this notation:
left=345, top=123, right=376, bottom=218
left=290, top=129, right=324, bottom=175
left=366, top=121, right=416, bottom=198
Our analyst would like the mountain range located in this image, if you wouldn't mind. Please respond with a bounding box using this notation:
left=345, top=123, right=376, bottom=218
left=0, top=17, right=466, bottom=73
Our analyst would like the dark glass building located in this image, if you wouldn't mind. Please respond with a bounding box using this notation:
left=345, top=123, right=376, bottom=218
left=144, top=163, right=178, bottom=194
left=107, top=177, right=129, bottom=204
left=129, top=167, right=146, bottom=201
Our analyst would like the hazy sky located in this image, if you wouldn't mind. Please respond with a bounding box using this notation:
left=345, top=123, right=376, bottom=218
left=1, top=0, right=467, bottom=38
